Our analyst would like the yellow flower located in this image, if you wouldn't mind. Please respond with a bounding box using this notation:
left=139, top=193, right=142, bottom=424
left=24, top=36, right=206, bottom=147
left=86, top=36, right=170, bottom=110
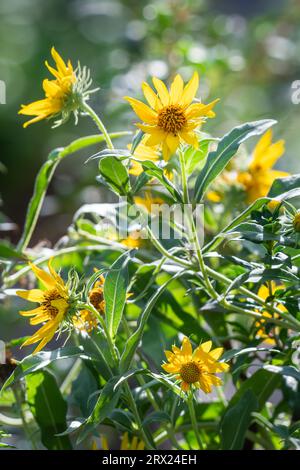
left=237, top=130, right=288, bottom=202
left=101, top=433, right=145, bottom=450
left=128, top=139, right=160, bottom=176
left=73, top=274, right=105, bottom=334
left=255, top=282, right=286, bottom=344
left=73, top=309, right=98, bottom=333
left=134, top=192, right=165, bottom=213
left=293, top=211, right=300, bottom=232
left=16, top=260, right=70, bottom=353
left=88, top=274, right=106, bottom=313
left=162, top=336, right=229, bottom=393
left=19, top=47, right=76, bottom=128
left=125, top=73, right=218, bottom=160
left=121, top=232, right=142, bottom=249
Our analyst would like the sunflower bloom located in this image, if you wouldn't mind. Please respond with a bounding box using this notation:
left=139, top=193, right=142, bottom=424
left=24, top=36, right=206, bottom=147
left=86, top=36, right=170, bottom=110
left=237, top=130, right=289, bottom=202
left=255, top=282, right=286, bottom=344
left=125, top=73, right=219, bottom=160
left=19, top=47, right=95, bottom=128
left=101, top=433, right=144, bottom=450
left=162, top=336, right=229, bottom=393
left=16, top=260, right=70, bottom=353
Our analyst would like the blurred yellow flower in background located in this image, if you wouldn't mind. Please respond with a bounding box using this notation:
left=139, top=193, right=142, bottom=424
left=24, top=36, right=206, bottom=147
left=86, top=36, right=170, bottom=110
left=237, top=130, right=288, bottom=202
left=128, top=139, right=160, bottom=176
left=162, top=336, right=229, bottom=393
left=17, top=260, right=70, bottom=353
left=19, top=47, right=76, bottom=128
left=125, top=73, right=218, bottom=160
left=255, top=282, right=286, bottom=344
left=101, top=432, right=145, bottom=450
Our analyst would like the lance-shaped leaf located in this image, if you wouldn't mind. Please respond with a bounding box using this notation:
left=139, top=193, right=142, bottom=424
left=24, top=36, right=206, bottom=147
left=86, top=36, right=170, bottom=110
left=193, top=119, right=276, bottom=203
left=220, top=390, right=258, bottom=450
left=104, top=252, right=130, bottom=341
left=26, top=370, right=72, bottom=450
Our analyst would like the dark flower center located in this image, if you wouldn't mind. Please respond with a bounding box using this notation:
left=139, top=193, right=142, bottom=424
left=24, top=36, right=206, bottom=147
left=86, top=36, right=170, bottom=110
left=180, top=361, right=201, bottom=383
left=157, top=105, right=187, bottom=135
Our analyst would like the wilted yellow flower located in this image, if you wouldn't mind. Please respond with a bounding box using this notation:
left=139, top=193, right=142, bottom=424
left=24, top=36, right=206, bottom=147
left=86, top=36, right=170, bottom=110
left=162, top=336, right=229, bottom=393
left=73, top=309, right=98, bottom=333
left=237, top=130, right=288, bottom=202
left=17, top=260, right=70, bottom=353
left=101, top=432, right=145, bottom=450
left=125, top=73, right=218, bottom=160
left=255, top=282, right=286, bottom=344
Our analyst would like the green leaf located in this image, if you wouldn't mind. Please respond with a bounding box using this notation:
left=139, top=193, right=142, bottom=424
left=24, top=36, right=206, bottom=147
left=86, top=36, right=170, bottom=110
left=120, top=271, right=186, bottom=372
left=104, top=252, right=130, bottom=341
left=193, top=119, right=276, bottom=203
left=99, top=156, right=131, bottom=196
left=26, top=370, right=72, bottom=450
left=229, top=369, right=280, bottom=409
left=0, top=346, right=89, bottom=394
left=222, top=347, right=281, bottom=362
left=76, top=375, right=121, bottom=443
left=143, top=411, right=170, bottom=427
left=141, top=160, right=183, bottom=202
left=221, top=390, right=258, bottom=449
left=16, top=133, right=128, bottom=252
left=0, top=242, right=25, bottom=261
left=17, top=149, right=61, bottom=251
left=268, top=174, right=300, bottom=198
left=263, top=365, right=300, bottom=382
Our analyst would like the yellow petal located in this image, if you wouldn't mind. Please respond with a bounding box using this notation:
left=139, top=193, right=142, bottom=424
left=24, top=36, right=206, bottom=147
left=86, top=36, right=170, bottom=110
left=209, top=347, right=224, bottom=360
left=51, top=47, right=68, bottom=76
left=17, top=289, right=44, bottom=303
left=29, top=262, right=56, bottom=289
left=120, top=432, right=129, bottom=450
left=200, top=340, right=212, bottom=353
left=181, top=336, right=193, bottom=356
left=101, top=436, right=109, bottom=450
left=125, top=97, right=158, bottom=124
left=181, top=72, right=199, bottom=107
left=145, top=130, right=166, bottom=147
left=166, top=134, right=180, bottom=155
left=142, top=82, right=162, bottom=110
left=180, top=131, right=198, bottom=148
left=19, top=306, right=45, bottom=317
left=169, top=74, right=184, bottom=104
left=185, top=99, right=219, bottom=119
left=252, top=129, right=273, bottom=164
left=131, top=436, right=138, bottom=450
left=152, top=77, right=170, bottom=106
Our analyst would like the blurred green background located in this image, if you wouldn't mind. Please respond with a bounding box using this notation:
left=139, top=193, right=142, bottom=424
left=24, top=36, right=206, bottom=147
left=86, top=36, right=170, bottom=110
left=1, top=0, right=300, bottom=247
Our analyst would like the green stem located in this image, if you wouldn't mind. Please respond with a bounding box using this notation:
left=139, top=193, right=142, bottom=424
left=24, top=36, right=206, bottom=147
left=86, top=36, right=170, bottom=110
left=124, top=382, right=154, bottom=450
left=12, top=386, right=37, bottom=449
left=79, top=303, right=119, bottom=367
left=178, top=149, right=217, bottom=300
left=179, top=148, right=189, bottom=204
left=81, top=101, right=114, bottom=149
left=187, top=394, right=204, bottom=450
